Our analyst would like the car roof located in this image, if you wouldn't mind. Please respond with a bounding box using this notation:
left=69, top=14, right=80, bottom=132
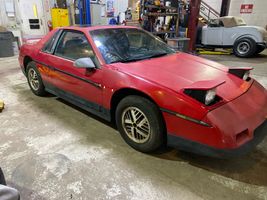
left=56, top=25, right=140, bottom=32
left=217, top=16, right=246, bottom=27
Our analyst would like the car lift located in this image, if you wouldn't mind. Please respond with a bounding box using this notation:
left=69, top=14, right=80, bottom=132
left=197, top=48, right=232, bottom=55
left=187, top=0, right=231, bottom=52
left=77, top=0, right=91, bottom=25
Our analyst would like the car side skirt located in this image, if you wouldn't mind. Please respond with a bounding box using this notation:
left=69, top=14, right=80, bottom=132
left=44, top=82, right=111, bottom=121
left=167, top=120, right=267, bottom=158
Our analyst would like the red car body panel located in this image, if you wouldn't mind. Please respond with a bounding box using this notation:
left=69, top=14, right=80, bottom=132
left=19, top=26, right=267, bottom=157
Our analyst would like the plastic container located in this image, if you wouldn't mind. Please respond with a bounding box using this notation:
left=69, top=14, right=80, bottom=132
left=0, top=32, right=14, bottom=57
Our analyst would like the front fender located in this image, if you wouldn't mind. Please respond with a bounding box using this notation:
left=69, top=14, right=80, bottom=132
left=235, top=34, right=263, bottom=43
left=101, top=66, right=209, bottom=121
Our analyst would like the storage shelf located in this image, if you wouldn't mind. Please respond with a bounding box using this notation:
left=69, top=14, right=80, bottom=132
left=140, top=0, right=179, bottom=38
left=152, top=31, right=176, bottom=35
left=145, top=12, right=179, bottom=16
left=145, top=5, right=177, bottom=10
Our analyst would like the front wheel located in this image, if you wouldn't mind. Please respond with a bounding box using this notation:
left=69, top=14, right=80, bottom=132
left=116, top=95, right=165, bottom=153
left=233, top=38, right=257, bottom=58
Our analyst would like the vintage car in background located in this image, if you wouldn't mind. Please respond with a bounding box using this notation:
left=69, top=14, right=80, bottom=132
left=198, top=16, right=267, bottom=58
left=19, top=26, right=267, bottom=158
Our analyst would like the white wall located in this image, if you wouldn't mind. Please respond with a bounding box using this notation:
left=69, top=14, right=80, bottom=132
left=228, top=0, right=267, bottom=28
left=113, top=0, right=128, bottom=16
left=202, top=0, right=222, bottom=13
left=0, top=0, right=20, bottom=28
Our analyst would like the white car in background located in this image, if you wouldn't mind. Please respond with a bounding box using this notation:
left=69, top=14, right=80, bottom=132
left=199, top=16, right=267, bottom=57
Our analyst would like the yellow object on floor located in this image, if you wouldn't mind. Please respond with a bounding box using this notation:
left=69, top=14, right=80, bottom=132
left=197, top=48, right=232, bottom=55
left=0, top=99, right=4, bottom=112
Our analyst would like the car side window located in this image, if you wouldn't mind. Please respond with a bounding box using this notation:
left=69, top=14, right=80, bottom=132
left=219, top=20, right=224, bottom=27
left=42, top=30, right=61, bottom=53
left=209, top=19, right=224, bottom=27
left=54, top=31, right=94, bottom=60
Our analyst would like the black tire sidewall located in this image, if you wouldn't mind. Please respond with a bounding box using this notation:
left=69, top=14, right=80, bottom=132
left=26, top=61, right=46, bottom=96
left=233, top=38, right=257, bottom=58
left=116, top=95, right=165, bottom=153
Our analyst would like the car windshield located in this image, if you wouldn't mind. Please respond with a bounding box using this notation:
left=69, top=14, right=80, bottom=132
left=90, top=28, right=175, bottom=64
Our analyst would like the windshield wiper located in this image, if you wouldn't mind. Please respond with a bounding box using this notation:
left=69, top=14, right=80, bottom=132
left=146, top=53, right=168, bottom=59
left=120, top=53, right=169, bottom=63
left=120, top=58, right=146, bottom=63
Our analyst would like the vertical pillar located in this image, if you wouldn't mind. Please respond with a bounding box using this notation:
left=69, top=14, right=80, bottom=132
left=85, top=0, right=91, bottom=25
left=220, top=0, right=231, bottom=17
left=78, top=0, right=83, bottom=25
left=187, top=0, right=201, bottom=52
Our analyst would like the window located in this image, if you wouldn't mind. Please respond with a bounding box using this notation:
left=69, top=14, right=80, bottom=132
left=90, top=28, right=174, bottom=64
left=42, top=30, right=61, bottom=54
left=209, top=19, right=224, bottom=27
left=54, top=31, right=94, bottom=60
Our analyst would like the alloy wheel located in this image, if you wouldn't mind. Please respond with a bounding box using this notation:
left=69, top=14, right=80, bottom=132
left=28, top=68, right=40, bottom=91
left=237, top=41, right=250, bottom=55
left=122, top=107, right=151, bottom=144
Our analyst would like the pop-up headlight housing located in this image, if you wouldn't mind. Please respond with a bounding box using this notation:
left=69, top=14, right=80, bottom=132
left=183, top=80, right=225, bottom=106
left=228, top=67, right=253, bottom=81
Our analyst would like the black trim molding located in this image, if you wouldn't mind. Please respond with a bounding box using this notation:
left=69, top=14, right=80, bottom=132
left=160, top=108, right=211, bottom=127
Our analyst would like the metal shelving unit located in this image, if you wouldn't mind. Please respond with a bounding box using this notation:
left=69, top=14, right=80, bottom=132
left=140, top=0, right=179, bottom=37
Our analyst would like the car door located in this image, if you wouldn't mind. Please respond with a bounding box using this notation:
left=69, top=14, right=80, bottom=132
left=222, top=27, right=237, bottom=46
left=204, top=20, right=224, bottom=46
left=36, top=29, right=62, bottom=86
left=45, top=30, right=105, bottom=117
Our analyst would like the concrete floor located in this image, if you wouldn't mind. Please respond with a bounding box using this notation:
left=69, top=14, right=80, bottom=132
left=0, top=51, right=267, bottom=200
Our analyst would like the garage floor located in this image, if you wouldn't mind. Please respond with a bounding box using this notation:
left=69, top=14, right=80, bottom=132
left=1, top=51, right=267, bottom=200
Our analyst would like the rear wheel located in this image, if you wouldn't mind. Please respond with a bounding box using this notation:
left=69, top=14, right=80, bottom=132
left=233, top=38, right=257, bottom=58
left=116, top=95, right=165, bottom=153
left=26, top=61, right=47, bottom=96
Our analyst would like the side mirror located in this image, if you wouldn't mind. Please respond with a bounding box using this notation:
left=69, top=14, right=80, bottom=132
left=74, top=57, right=96, bottom=69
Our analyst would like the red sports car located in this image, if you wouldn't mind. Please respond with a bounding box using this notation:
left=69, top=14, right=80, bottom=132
left=19, top=26, right=267, bottom=158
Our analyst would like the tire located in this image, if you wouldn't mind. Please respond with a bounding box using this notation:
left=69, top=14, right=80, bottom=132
left=256, top=46, right=265, bottom=54
left=115, top=95, right=165, bottom=153
left=233, top=38, right=257, bottom=58
left=26, top=61, right=47, bottom=96
left=0, top=167, right=6, bottom=185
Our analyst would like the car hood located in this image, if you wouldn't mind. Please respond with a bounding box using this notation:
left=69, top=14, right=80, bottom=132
left=112, top=53, right=252, bottom=102
left=240, top=25, right=267, bottom=35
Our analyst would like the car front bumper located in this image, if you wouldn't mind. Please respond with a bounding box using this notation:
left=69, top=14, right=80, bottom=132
left=167, top=120, right=267, bottom=158
left=164, top=81, right=267, bottom=158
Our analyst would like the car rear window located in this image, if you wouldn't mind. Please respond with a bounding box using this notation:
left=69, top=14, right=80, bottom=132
left=42, top=30, right=61, bottom=54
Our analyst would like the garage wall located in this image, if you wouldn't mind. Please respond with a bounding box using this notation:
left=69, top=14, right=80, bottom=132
left=228, top=0, right=267, bottom=28
left=0, top=0, right=8, bottom=26
left=202, top=0, right=222, bottom=13
left=0, top=0, right=20, bottom=28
